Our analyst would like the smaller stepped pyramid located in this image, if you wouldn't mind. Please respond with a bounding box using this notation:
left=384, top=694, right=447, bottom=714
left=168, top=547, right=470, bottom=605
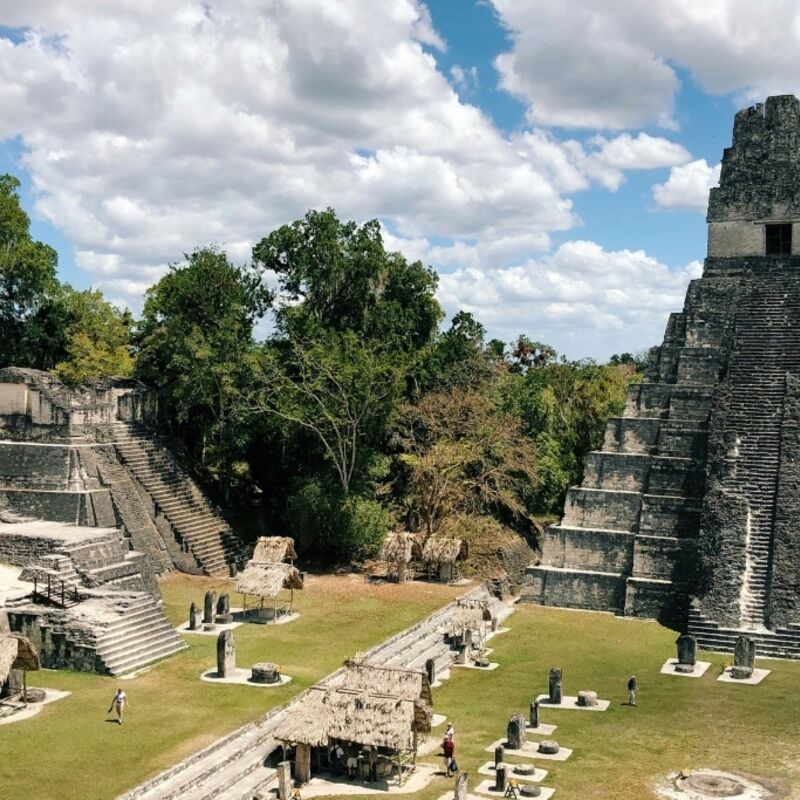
left=523, top=95, right=800, bottom=659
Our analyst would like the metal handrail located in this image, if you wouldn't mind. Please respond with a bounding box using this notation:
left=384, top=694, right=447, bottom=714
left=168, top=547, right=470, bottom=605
left=31, top=570, right=84, bottom=606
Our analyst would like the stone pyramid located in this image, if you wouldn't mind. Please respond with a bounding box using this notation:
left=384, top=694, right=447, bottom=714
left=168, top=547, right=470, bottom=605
left=523, top=95, right=800, bottom=658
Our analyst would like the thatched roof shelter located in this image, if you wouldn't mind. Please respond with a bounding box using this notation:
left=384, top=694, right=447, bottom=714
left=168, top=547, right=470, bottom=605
left=332, top=659, right=433, bottom=707
left=274, top=685, right=431, bottom=750
left=422, top=537, right=468, bottom=565
left=234, top=562, right=304, bottom=599
left=447, top=601, right=490, bottom=636
left=251, top=536, right=297, bottom=564
left=379, top=532, right=422, bottom=565
left=0, top=633, right=40, bottom=684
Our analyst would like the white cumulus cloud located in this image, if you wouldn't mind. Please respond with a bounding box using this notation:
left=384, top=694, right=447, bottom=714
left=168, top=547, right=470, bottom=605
left=653, top=159, right=721, bottom=212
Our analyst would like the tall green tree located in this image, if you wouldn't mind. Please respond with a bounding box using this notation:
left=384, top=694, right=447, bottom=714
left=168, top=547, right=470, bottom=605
left=136, top=247, right=271, bottom=500
left=53, top=288, right=133, bottom=384
left=253, top=332, right=401, bottom=497
left=0, top=174, right=60, bottom=368
left=252, top=208, right=442, bottom=350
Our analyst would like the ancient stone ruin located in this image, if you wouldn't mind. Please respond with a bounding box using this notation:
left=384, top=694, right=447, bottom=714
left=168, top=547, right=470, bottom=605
left=216, top=629, right=236, bottom=678
left=506, top=713, right=526, bottom=749
left=0, top=368, right=244, bottom=675
left=548, top=667, right=563, bottom=703
left=675, top=634, right=697, bottom=673
left=732, top=635, right=756, bottom=679
left=523, top=96, right=800, bottom=658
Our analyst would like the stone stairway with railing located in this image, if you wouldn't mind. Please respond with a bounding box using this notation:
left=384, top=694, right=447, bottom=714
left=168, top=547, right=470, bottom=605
left=116, top=584, right=513, bottom=800
left=107, top=421, right=242, bottom=577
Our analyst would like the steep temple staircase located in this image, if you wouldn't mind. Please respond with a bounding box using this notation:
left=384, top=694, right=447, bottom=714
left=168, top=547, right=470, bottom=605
left=107, top=421, right=243, bottom=577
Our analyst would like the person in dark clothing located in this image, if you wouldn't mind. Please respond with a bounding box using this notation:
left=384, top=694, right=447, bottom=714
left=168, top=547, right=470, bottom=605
left=627, top=675, right=637, bottom=706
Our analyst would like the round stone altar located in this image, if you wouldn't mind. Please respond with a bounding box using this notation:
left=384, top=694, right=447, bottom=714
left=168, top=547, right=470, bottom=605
left=538, top=740, right=560, bottom=754
left=656, top=769, right=772, bottom=800
left=577, top=690, right=598, bottom=707
left=250, top=662, right=281, bottom=684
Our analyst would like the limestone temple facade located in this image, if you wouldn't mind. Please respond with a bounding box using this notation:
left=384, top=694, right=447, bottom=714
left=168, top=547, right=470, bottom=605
left=523, top=95, right=800, bottom=658
left=0, top=368, right=244, bottom=675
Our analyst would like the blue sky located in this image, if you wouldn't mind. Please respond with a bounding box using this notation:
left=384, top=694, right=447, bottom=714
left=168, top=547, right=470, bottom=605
left=0, top=1, right=792, bottom=358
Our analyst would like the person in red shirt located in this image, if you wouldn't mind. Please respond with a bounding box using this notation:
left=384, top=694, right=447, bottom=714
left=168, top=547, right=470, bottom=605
left=443, top=736, right=455, bottom=776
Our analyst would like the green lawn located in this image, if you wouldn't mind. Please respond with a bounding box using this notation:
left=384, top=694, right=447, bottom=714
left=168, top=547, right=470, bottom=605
left=0, top=573, right=461, bottom=800
left=325, top=604, right=800, bottom=800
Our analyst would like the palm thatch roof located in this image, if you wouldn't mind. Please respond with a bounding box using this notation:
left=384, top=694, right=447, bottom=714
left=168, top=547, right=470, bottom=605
left=0, top=637, right=16, bottom=684
left=447, top=602, right=489, bottom=636
left=274, top=685, right=431, bottom=750
left=422, top=536, right=468, bottom=565
left=0, top=633, right=40, bottom=683
left=379, top=531, right=422, bottom=564
left=251, top=536, right=297, bottom=564
left=331, top=659, right=433, bottom=707
left=234, top=561, right=304, bottom=598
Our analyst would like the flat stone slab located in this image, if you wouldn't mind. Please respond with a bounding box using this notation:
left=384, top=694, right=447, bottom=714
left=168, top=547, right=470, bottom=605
left=477, top=762, right=548, bottom=782
left=660, top=659, right=712, bottom=678
left=717, top=667, right=771, bottom=685
left=525, top=723, right=557, bottom=735
left=474, top=779, right=555, bottom=799
left=0, top=688, right=71, bottom=726
left=431, top=668, right=451, bottom=688
left=535, top=694, right=609, bottom=711
left=452, top=661, right=500, bottom=671
left=292, top=762, right=438, bottom=796
left=486, top=739, right=573, bottom=761
left=245, top=610, right=300, bottom=626
left=200, top=667, right=292, bottom=687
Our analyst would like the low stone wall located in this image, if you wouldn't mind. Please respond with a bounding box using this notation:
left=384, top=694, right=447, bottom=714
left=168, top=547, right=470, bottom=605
left=7, top=608, right=103, bottom=672
left=543, top=525, right=634, bottom=573
left=582, top=452, right=650, bottom=492
left=0, top=489, right=116, bottom=527
left=0, top=531, right=64, bottom=565
left=603, top=417, right=661, bottom=454
left=523, top=566, right=626, bottom=611
left=561, top=487, right=641, bottom=532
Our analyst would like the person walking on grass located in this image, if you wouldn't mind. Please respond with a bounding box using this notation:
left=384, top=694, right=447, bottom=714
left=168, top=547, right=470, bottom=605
left=108, top=688, right=127, bottom=724
left=443, top=735, right=455, bottom=776
left=627, top=675, right=637, bottom=706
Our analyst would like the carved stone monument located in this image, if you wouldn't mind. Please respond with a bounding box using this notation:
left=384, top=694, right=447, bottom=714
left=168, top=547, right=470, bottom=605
left=464, top=628, right=474, bottom=651
left=216, top=629, right=236, bottom=678
left=732, top=635, right=756, bottom=679
left=529, top=699, right=540, bottom=728
left=676, top=634, right=698, bottom=673
left=494, top=745, right=504, bottom=768
left=577, top=690, right=598, bottom=707
left=507, top=714, right=526, bottom=750
left=538, top=740, right=559, bottom=755
left=454, top=772, right=469, bottom=800
left=494, top=764, right=507, bottom=793
left=548, top=667, right=563, bottom=704
left=425, top=657, right=436, bottom=686
left=250, top=662, right=280, bottom=684
left=215, top=593, right=232, bottom=624
left=189, top=602, right=199, bottom=630
left=203, top=590, right=216, bottom=625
